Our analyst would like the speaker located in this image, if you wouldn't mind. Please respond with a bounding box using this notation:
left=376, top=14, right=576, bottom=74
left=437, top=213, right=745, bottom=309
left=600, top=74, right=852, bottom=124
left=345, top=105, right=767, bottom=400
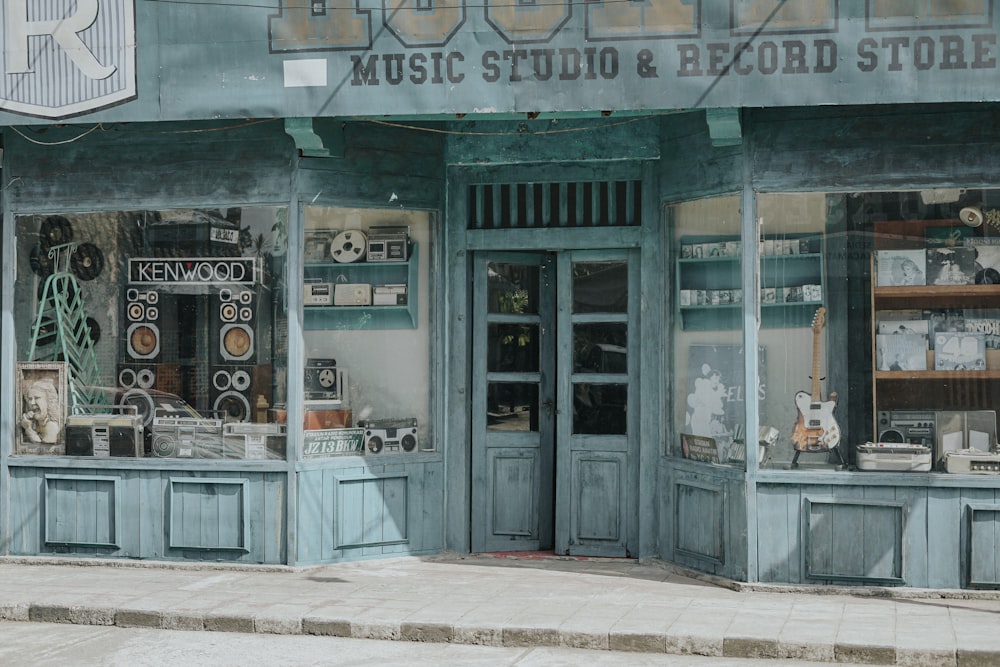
left=124, top=288, right=161, bottom=361
left=216, top=287, right=256, bottom=363
left=210, top=365, right=270, bottom=422
left=117, top=363, right=183, bottom=396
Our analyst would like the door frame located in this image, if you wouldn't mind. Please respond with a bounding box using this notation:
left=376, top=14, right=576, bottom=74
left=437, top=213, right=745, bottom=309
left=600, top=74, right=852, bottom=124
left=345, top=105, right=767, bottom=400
left=442, top=161, right=663, bottom=559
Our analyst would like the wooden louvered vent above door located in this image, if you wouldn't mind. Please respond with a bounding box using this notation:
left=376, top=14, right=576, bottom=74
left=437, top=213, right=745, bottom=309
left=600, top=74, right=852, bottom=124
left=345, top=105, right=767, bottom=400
left=467, top=180, right=642, bottom=230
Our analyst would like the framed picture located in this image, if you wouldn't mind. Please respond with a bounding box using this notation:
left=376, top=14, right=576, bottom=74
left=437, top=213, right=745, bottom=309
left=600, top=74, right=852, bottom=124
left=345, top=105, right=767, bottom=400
left=16, top=361, right=68, bottom=455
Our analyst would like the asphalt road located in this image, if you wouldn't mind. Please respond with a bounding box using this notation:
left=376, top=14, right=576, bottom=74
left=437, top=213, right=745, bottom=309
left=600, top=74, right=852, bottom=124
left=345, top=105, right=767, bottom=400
left=0, top=621, right=873, bottom=667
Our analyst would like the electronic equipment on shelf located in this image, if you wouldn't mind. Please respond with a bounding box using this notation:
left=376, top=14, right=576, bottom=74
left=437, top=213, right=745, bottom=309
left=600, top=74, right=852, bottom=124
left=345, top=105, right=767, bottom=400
left=944, top=450, right=1000, bottom=474
left=304, top=280, right=333, bottom=306
left=65, top=407, right=143, bottom=457
left=366, top=226, right=409, bottom=262
left=877, top=410, right=936, bottom=447
left=334, top=283, right=372, bottom=306
left=373, top=283, right=408, bottom=305
left=856, top=442, right=932, bottom=472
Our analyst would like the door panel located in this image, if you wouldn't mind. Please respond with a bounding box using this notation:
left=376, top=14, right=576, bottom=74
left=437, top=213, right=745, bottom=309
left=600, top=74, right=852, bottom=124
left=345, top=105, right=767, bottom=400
left=556, top=251, right=636, bottom=557
left=471, top=253, right=554, bottom=553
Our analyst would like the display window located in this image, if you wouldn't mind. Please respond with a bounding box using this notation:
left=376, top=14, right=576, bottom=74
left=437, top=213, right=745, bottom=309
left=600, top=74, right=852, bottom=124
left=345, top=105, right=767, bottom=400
left=12, top=207, right=289, bottom=459
left=669, top=195, right=748, bottom=465
left=672, top=189, right=1000, bottom=473
left=299, top=206, right=433, bottom=458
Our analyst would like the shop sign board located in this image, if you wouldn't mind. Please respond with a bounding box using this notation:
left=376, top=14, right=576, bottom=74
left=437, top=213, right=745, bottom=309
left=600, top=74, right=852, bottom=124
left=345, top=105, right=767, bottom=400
left=1, top=1, right=999, bottom=123
left=302, top=428, right=365, bottom=457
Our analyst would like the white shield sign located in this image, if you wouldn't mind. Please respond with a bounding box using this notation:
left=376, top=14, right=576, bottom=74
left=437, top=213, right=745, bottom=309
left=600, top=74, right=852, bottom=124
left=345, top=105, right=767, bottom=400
left=1, top=0, right=136, bottom=119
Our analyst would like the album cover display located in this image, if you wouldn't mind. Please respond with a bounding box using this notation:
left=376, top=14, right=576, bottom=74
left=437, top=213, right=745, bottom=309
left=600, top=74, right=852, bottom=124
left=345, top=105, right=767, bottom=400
left=876, top=249, right=925, bottom=286
left=926, top=247, right=976, bottom=286
left=876, top=333, right=928, bottom=371
left=934, top=332, right=986, bottom=371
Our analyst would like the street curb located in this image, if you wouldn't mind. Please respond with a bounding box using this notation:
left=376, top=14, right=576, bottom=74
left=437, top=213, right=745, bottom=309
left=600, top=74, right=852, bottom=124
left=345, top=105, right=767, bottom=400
left=7, top=602, right=998, bottom=665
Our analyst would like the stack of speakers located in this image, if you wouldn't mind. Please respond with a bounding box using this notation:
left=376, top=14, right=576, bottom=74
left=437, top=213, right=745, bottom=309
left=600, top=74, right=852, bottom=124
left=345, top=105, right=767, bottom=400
left=211, top=287, right=258, bottom=421
left=119, top=287, right=163, bottom=427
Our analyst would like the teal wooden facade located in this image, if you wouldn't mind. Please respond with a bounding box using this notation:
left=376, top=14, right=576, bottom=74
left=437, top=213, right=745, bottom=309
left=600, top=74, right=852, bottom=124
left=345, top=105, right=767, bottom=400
left=2, top=3, right=1000, bottom=589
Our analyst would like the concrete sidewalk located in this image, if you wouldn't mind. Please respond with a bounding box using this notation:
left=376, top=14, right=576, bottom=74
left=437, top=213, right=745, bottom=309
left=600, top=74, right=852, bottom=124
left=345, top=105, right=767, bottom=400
left=1, top=554, right=999, bottom=666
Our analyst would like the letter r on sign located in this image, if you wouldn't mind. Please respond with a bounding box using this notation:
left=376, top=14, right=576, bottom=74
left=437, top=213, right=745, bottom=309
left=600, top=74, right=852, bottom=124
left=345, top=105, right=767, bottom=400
left=5, top=0, right=116, bottom=79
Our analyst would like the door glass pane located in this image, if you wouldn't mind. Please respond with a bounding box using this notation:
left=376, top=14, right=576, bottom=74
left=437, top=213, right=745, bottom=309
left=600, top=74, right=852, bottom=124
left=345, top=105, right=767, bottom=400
left=574, top=323, right=626, bottom=373
left=574, top=382, right=627, bottom=434
left=487, top=323, right=539, bottom=373
left=573, top=262, right=627, bottom=313
left=488, top=263, right=539, bottom=315
left=487, top=382, right=539, bottom=432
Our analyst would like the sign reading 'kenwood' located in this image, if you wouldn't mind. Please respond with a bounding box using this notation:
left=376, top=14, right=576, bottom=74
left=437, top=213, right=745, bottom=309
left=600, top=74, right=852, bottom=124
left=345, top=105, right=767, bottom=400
left=128, top=258, right=257, bottom=285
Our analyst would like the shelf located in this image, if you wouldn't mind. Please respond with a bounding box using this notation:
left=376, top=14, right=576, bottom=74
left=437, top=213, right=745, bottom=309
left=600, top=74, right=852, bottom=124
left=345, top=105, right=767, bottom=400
left=303, top=243, right=418, bottom=330
left=678, top=302, right=823, bottom=330
left=874, top=284, right=1000, bottom=310
left=875, top=370, right=1000, bottom=380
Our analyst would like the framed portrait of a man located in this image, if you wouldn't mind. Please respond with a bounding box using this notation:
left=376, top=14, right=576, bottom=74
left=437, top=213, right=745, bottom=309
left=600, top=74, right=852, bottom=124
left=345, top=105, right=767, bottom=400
left=15, top=361, right=68, bottom=455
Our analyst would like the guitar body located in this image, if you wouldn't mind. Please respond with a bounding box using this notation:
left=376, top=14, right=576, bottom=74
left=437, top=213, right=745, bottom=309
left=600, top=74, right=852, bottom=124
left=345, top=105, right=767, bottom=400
left=791, top=390, right=841, bottom=452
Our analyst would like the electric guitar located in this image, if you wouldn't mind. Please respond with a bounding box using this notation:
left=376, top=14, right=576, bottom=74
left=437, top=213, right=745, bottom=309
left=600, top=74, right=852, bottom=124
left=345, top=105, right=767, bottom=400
left=791, top=307, right=841, bottom=454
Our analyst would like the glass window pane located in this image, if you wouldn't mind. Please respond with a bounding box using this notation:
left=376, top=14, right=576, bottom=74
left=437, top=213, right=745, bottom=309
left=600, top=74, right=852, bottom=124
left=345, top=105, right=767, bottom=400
left=574, top=382, right=627, bottom=434
left=488, top=263, right=539, bottom=315
left=669, top=195, right=746, bottom=463
left=487, top=382, right=539, bottom=432
left=574, top=323, right=627, bottom=373
left=301, top=206, right=433, bottom=454
left=573, top=262, right=627, bottom=313
left=487, top=323, right=539, bottom=373
left=14, top=208, right=289, bottom=460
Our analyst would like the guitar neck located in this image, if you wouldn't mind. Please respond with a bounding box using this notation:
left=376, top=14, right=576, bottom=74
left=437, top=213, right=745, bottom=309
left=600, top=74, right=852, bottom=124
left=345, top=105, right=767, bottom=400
left=811, top=326, right=823, bottom=402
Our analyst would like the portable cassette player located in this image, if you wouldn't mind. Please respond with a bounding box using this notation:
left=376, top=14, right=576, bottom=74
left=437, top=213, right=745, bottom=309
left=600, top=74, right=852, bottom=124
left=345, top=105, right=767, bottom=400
left=359, top=418, right=418, bottom=453
left=877, top=410, right=936, bottom=447
left=366, top=226, right=409, bottom=262
left=65, top=407, right=143, bottom=458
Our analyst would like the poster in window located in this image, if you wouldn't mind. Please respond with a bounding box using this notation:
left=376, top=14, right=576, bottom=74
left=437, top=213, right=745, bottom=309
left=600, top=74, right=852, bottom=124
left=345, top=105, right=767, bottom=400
left=684, top=345, right=765, bottom=460
left=15, top=361, right=68, bottom=455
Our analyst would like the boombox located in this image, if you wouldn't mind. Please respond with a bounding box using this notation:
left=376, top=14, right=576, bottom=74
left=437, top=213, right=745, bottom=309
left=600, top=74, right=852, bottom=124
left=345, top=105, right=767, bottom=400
left=304, top=281, right=333, bottom=306
left=334, top=283, right=372, bottom=306
left=149, top=414, right=225, bottom=458
left=65, top=408, right=143, bottom=457
left=366, top=226, right=409, bottom=262
left=305, top=358, right=348, bottom=402
left=877, top=410, right=936, bottom=447
left=373, top=284, right=408, bottom=305
left=359, top=418, right=418, bottom=453
left=223, top=422, right=287, bottom=459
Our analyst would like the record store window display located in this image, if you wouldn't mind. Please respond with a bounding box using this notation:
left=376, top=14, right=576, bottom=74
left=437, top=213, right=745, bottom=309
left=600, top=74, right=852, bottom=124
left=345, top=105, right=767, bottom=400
left=12, top=207, right=290, bottom=460
left=300, top=206, right=432, bottom=456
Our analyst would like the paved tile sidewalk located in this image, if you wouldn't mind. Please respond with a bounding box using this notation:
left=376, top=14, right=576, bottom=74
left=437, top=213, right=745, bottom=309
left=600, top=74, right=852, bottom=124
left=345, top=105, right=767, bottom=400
left=1, top=554, right=999, bottom=666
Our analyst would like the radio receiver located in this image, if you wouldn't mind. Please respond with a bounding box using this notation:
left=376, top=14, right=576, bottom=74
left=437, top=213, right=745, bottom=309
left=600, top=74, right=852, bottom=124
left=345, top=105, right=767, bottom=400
left=367, top=226, right=409, bottom=262
left=334, top=283, right=372, bottom=306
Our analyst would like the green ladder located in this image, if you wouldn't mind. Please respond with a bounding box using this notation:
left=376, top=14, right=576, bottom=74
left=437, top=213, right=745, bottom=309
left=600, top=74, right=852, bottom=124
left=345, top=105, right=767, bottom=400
left=28, top=242, right=104, bottom=410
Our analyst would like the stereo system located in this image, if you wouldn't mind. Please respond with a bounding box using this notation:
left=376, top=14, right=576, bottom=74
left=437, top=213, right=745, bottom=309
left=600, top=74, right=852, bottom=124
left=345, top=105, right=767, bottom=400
left=877, top=409, right=997, bottom=471
left=367, top=226, right=409, bottom=262
left=150, top=414, right=225, bottom=458
left=65, top=407, right=143, bottom=457
left=223, top=422, right=287, bottom=459
left=359, top=418, right=418, bottom=454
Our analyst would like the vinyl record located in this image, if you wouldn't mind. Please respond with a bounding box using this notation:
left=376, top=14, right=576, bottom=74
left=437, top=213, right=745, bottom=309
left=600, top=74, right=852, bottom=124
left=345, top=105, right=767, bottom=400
left=85, top=316, right=101, bottom=344
left=70, top=242, right=105, bottom=280
left=330, top=229, right=368, bottom=263
left=29, top=244, right=53, bottom=276
left=39, top=215, right=73, bottom=246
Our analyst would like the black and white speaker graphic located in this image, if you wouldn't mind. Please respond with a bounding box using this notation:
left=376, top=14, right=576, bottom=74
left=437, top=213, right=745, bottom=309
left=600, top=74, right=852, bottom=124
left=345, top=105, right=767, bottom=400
left=118, top=364, right=157, bottom=391
left=125, top=288, right=161, bottom=361
left=218, top=288, right=255, bottom=363
left=211, top=366, right=254, bottom=422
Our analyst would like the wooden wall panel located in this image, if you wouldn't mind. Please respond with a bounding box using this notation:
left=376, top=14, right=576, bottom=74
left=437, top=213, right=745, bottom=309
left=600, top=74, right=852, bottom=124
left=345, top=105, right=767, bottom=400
left=293, top=459, right=444, bottom=565
left=7, top=466, right=285, bottom=563
left=659, top=111, right=742, bottom=202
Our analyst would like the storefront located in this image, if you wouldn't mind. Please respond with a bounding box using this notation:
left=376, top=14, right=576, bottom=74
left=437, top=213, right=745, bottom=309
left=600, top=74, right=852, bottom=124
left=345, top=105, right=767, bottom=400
left=2, top=2, right=1000, bottom=588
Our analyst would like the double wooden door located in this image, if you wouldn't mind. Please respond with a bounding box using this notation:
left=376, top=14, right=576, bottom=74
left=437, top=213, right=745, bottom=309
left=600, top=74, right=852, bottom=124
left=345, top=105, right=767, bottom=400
left=471, top=249, right=637, bottom=556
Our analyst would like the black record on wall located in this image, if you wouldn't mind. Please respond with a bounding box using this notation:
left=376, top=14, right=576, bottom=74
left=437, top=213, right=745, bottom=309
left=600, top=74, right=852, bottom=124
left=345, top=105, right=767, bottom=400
left=29, top=244, right=53, bottom=277
left=71, top=242, right=105, bottom=281
left=39, top=215, right=73, bottom=246
left=86, top=316, right=101, bottom=344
